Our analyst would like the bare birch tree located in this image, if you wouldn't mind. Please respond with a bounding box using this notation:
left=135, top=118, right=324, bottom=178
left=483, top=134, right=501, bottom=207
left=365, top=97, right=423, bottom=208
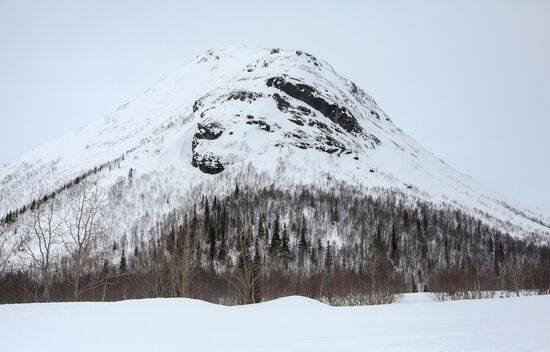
left=0, top=219, right=15, bottom=274
left=230, top=229, right=266, bottom=304
left=0, top=194, right=15, bottom=274
left=161, top=212, right=198, bottom=297
left=61, top=179, right=109, bottom=300
left=19, top=198, right=63, bottom=301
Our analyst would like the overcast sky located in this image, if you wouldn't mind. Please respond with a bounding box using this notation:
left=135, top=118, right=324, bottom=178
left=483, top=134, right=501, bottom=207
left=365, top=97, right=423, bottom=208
left=0, top=0, right=548, bottom=214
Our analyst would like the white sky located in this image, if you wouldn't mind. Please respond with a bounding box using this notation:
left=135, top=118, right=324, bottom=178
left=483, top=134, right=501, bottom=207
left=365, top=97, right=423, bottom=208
left=0, top=0, right=549, bottom=214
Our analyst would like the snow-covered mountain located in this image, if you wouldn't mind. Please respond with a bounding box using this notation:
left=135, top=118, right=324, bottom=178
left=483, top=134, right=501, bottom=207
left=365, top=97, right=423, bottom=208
left=1, top=46, right=549, bottom=239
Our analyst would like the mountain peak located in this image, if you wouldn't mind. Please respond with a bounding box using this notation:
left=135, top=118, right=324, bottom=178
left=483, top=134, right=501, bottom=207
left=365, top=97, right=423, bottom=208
left=1, top=47, right=549, bottom=239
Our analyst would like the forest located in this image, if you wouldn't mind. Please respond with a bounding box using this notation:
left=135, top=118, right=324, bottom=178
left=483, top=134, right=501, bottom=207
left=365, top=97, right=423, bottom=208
left=1, top=174, right=549, bottom=305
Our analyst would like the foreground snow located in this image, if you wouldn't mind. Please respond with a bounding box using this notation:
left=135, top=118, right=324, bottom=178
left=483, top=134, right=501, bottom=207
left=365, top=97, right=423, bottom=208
left=1, top=293, right=549, bottom=351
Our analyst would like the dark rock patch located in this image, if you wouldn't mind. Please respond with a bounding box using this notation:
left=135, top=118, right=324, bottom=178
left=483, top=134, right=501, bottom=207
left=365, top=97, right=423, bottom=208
left=226, top=91, right=263, bottom=103
left=193, top=98, right=204, bottom=113
left=272, top=93, right=291, bottom=112
left=191, top=122, right=226, bottom=174
left=272, top=93, right=314, bottom=126
left=307, top=119, right=330, bottom=132
left=245, top=115, right=272, bottom=132
left=192, top=153, right=224, bottom=175
left=288, top=116, right=305, bottom=126
left=194, top=122, right=223, bottom=141
left=266, top=76, right=362, bottom=134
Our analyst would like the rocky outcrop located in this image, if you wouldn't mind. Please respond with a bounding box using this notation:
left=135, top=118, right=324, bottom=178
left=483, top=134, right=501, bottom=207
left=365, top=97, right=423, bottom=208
left=266, top=76, right=362, bottom=134
left=191, top=152, right=224, bottom=174
left=192, top=122, right=225, bottom=174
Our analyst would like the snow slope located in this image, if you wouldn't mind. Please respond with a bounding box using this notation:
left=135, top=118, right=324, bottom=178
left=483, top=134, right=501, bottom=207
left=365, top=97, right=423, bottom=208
left=1, top=294, right=549, bottom=351
left=1, top=46, right=548, bottom=239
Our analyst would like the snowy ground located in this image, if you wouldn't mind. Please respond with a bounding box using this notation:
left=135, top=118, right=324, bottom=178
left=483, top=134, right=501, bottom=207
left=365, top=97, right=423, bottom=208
left=1, top=293, right=549, bottom=351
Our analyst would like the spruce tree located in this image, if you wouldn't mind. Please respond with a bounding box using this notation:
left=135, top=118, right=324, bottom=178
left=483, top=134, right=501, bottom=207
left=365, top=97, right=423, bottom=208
left=281, top=223, right=291, bottom=261
left=203, top=197, right=210, bottom=232
left=218, top=232, right=227, bottom=263
left=324, top=241, right=333, bottom=269
left=403, top=210, right=410, bottom=229
left=208, top=224, right=216, bottom=262
left=390, top=224, right=399, bottom=266
left=119, top=249, right=127, bottom=272
left=299, top=215, right=308, bottom=251
left=258, top=215, right=265, bottom=239
left=331, top=200, right=340, bottom=223
left=269, top=215, right=281, bottom=255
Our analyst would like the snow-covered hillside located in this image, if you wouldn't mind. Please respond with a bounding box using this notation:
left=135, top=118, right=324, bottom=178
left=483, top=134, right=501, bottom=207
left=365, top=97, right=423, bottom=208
left=1, top=294, right=549, bottom=352
left=1, top=46, right=548, bottom=239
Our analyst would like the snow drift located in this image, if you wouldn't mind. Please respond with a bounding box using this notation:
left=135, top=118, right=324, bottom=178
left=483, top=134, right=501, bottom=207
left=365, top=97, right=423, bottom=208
left=1, top=294, right=549, bottom=352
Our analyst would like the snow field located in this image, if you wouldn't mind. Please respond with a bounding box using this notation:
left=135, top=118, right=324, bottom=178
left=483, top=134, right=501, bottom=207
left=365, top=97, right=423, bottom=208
left=1, top=293, right=549, bottom=352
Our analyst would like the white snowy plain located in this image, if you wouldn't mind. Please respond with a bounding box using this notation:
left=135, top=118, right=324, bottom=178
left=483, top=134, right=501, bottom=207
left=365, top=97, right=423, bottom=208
left=1, top=293, right=549, bottom=352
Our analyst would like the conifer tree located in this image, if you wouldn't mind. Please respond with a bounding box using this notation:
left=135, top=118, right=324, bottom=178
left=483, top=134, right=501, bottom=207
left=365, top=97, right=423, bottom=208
left=324, top=241, right=333, bottom=269
left=218, top=231, right=227, bottom=263
left=299, top=215, right=308, bottom=251
left=331, top=200, right=340, bottom=223
left=208, top=224, right=216, bottom=262
left=281, top=223, right=291, bottom=262
left=258, top=215, right=265, bottom=239
left=403, top=210, right=410, bottom=229
left=390, top=224, right=399, bottom=266
left=203, top=198, right=210, bottom=232
left=298, top=216, right=308, bottom=267
left=119, top=249, right=127, bottom=273
left=269, top=215, right=281, bottom=255
left=220, top=206, right=228, bottom=236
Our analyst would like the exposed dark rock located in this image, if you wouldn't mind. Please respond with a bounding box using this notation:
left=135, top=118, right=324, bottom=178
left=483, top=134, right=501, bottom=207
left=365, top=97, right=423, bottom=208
left=194, top=122, right=223, bottom=140
left=272, top=93, right=291, bottom=112
left=266, top=76, right=362, bottom=134
left=226, top=91, right=263, bottom=103
left=193, top=98, right=203, bottom=113
left=191, top=122, right=226, bottom=174
left=288, top=116, right=305, bottom=126
left=272, top=93, right=313, bottom=126
left=192, top=152, right=224, bottom=175
left=307, top=120, right=330, bottom=132
left=245, top=115, right=272, bottom=132
left=296, top=106, right=312, bottom=115
left=365, top=133, right=381, bottom=145
left=270, top=48, right=280, bottom=54
left=282, top=129, right=350, bottom=156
